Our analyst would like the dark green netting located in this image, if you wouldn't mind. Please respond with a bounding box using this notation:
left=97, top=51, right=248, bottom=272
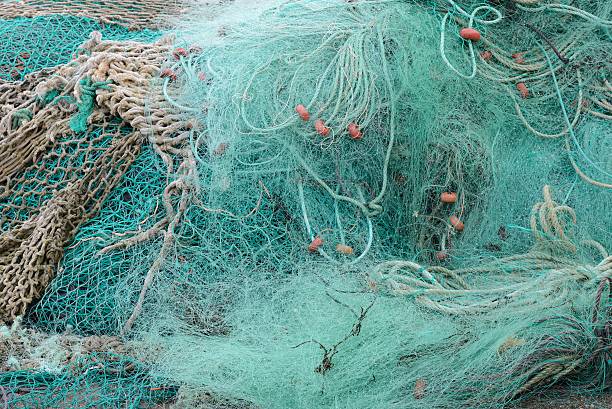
left=0, top=15, right=159, bottom=81
left=0, top=122, right=123, bottom=232
left=26, top=145, right=167, bottom=335
left=0, top=0, right=610, bottom=408
left=0, top=352, right=175, bottom=408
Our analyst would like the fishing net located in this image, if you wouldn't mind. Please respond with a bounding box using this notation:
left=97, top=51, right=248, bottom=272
left=0, top=0, right=186, bottom=30
left=0, top=0, right=610, bottom=408
left=0, top=318, right=172, bottom=408
left=0, top=15, right=160, bottom=81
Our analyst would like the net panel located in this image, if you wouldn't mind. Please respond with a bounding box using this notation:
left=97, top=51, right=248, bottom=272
left=0, top=0, right=187, bottom=30
left=0, top=0, right=609, bottom=408
left=0, top=15, right=160, bottom=81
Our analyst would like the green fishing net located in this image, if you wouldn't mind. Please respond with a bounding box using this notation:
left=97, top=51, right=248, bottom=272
left=0, top=0, right=610, bottom=408
left=1, top=352, right=173, bottom=408
left=0, top=15, right=159, bottom=81
left=27, top=144, right=167, bottom=335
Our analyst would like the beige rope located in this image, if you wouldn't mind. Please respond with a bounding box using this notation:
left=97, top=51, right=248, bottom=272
left=0, top=32, right=195, bottom=322
left=0, top=0, right=188, bottom=30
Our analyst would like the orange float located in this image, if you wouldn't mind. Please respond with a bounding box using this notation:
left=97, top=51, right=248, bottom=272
left=160, top=68, right=177, bottom=81
left=449, top=215, right=464, bottom=232
left=459, top=28, right=481, bottom=42
left=336, top=244, right=354, bottom=255
left=512, top=52, right=525, bottom=64
left=413, top=379, right=427, bottom=400
left=308, top=236, right=324, bottom=252
left=435, top=251, right=448, bottom=261
left=347, top=123, right=362, bottom=140
left=172, top=47, right=188, bottom=59
left=517, top=82, right=529, bottom=99
left=314, top=119, right=330, bottom=137
left=440, top=192, right=457, bottom=203
left=295, top=104, right=310, bottom=121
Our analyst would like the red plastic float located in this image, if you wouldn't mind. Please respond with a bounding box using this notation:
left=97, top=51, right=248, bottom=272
left=459, top=28, right=481, bottom=42
left=440, top=192, right=457, bottom=203
left=295, top=104, right=310, bottom=121
left=480, top=50, right=492, bottom=61
left=172, top=47, right=188, bottom=59
left=347, top=123, right=362, bottom=140
left=315, top=119, right=330, bottom=137
left=512, top=53, right=525, bottom=64
left=413, top=379, right=427, bottom=400
left=449, top=215, right=464, bottom=232
left=435, top=251, right=448, bottom=261
left=517, top=82, right=529, bottom=99
left=308, top=236, right=324, bottom=252
left=160, top=68, right=177, bottom=81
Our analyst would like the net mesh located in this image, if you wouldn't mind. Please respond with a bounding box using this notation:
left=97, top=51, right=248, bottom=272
left=0, top=0, right=610, bottom=408
left=0, top=15, right=160, bottom=81
left=0, top=0, right=187, bottom=30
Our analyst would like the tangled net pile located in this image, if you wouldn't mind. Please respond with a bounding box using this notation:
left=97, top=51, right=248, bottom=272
left=0, top=0, right=610, bottom=408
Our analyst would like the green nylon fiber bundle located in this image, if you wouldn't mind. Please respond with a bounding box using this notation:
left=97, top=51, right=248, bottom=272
left=126, top=0, right=610, bottom=407
left=9, top=0, right=611, bottom=408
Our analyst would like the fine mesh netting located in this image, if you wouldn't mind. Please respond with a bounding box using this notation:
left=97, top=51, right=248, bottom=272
left=0, top=0, right=611, bottom=408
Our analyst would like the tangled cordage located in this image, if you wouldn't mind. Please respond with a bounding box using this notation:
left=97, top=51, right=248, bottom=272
left=0, top=0, right=610, bottom=408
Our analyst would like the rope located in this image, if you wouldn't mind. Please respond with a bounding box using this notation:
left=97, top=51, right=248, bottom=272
left=69, top=78, right=111, bottom=133
left=439, top=3, right=502, bottom=79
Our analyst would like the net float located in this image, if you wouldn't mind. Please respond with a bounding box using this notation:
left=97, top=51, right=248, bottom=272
left=160, top=68, right=177, bottom=81
left=315, top=119, right=330, bottom=137
left=308, top=236, right=324, bottom=252
left=295, top=104, right=310, bottom=121
left=517, top=82, right=529, bottom=99
left=480, top=50, right=492, bottom=61
left=413, top=379, right=427, bottom=400
left=450, top=215, right=464, bottom=232
left=198, top=72, right=206, bottom=81
left=435, top=251, right=448, bottom=261
left=459, top=28, right=481, bottom=42
left=336, top=244, right=354, bottom=255
left=172, top=47, right=188, bottom=59
left=440, top=192, right=457, bottom=203
left=213, top=143, right=228, bottom=155
left=512, top=53, right=525, bottom=64
left=347, top=123, right=362, bottom=140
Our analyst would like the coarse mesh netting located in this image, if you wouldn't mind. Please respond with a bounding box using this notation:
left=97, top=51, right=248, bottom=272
left=0, top=0, right=186, bottom=30
left=0, top=0, right=610, bottom=408
left=0, top=15, right=160, bottom=81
